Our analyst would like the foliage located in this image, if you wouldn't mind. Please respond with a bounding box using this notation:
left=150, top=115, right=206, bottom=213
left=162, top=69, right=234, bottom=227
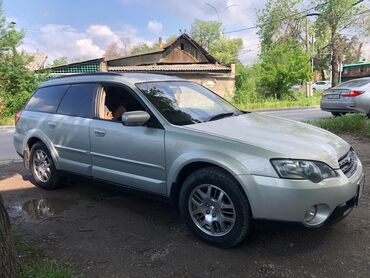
left=315, top=0, right=366, bottom=85
left=131, top=42, right=161, bottom=55
left=20, top=260, right=74, bottom=278
left=190, top=19, right=243, bottom=64
left=50, top=56, right=68, bottom=67
left=0, top=115, right=13, bottom=125
left=104, top=37, right=132, bottom=59
left=209, top=36, right=243, bottom=64
left=258, top=41, right=311, bottom=99
left=0, top=2, right=42, bottom=116
left=257, top=0, right=303, bottom=52
left=234, top=64, right=260, bottom=104
left=308, top=114, right=370, bottom=139
left=234, top=93, right=321, bottom=110
left=191, top=19, right=222, bottom=51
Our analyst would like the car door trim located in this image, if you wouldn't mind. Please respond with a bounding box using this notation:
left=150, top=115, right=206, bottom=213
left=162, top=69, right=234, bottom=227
left=90, top=151, right=165, bottom=170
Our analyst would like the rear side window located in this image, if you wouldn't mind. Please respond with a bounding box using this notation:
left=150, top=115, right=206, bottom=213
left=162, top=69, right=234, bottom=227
left=57, top=83, right=97, bottom=118
left=337, top=79, right=370, bottom=88
left=25, top=85, right=69, bottom=113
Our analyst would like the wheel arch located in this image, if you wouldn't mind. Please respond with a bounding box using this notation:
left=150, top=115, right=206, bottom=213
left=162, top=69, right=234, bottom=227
left=23, top=130, right=60, bottom=169
left=168, top=157, right=250, bottom=209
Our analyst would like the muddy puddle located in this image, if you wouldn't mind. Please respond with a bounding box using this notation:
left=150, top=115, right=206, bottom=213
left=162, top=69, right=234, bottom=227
left=8, top=198, right=77, bottom=221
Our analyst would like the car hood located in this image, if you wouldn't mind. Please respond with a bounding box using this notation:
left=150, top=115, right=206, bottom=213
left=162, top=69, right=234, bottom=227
left=185, top=113, right=350, bottom=168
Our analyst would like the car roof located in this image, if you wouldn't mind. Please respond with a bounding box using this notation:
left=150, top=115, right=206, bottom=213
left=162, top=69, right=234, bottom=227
left=39, top=72, right=183, bottom=88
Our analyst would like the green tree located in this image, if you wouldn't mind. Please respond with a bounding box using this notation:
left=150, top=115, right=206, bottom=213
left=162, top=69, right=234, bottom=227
left=191, top=19, right=222, bottom=51
left=258, top=41, right=311, bottom=99
left=190, top=20, right=243, bottom=64
left=315, top=0, right=366, bottom=85
left=0, top=1, right=41, bottom=116
left=209, top=36, right=243, bottom=65
left=50, top=56, right=68, bottom=67
left=257, top=0, right=304, bottom=52
left=131, top=42, right=161, bottom=55
left=234, top=64, right=261, bottom=104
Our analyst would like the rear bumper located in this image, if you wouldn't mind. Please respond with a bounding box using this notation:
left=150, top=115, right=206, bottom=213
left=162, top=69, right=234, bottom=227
left=320, top=95, right=370, bottom=114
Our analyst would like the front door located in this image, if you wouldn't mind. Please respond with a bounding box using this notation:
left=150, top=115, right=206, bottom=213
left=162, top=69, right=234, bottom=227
left=89, top=84, right=166, bottom=195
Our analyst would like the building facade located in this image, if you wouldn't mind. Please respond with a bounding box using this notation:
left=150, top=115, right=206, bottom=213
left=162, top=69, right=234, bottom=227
left=47, top=34, right=236, bottom=99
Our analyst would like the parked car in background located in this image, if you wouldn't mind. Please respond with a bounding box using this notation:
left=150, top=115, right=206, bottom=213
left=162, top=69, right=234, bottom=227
left=313, top=81, right=331, bottom=91
left=14, top=73, right=365, bottom=248
left=320, top=77, right=370, bottom=117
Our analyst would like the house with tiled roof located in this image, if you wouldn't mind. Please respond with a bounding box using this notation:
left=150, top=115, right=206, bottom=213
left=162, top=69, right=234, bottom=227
left=47, top=34, right=236, bottom=98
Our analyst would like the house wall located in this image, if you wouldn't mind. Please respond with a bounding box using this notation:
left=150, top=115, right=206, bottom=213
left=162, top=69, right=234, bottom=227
left=163, top=69, right=235, bottom=99
left=160, top=39, right=209, bottom=64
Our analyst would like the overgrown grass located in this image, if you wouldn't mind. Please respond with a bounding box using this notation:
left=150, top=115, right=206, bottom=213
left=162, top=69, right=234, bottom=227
left=20, top=260, right=74, bottom=278
left=12, top=232, right=75, bottom=278
left=308, top=114, right=370, bottom=139
left=0, top=115, right=14, bottom=125
left=234, top=93, right=321, bottom=111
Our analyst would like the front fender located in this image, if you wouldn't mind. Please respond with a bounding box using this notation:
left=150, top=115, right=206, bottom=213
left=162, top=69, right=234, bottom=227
left=166, top=150, right=250, bottom=196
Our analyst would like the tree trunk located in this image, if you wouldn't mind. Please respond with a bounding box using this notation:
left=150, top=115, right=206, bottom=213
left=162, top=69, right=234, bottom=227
left=331, top=27, right=340, bottom=87
left=0, top=194, right=19, bottom=278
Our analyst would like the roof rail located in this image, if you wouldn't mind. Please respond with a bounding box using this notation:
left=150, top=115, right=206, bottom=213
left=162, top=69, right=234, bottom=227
left=51, top=72, right=123, bottom=80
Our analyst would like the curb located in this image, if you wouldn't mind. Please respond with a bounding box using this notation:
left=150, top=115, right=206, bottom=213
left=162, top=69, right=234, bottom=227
left=0, top=125, right=15, bottom=129
left=250, top=105, right=320, bottom=112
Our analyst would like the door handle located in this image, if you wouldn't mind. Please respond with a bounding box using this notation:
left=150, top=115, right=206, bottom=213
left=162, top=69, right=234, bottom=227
left=94, top=129, right=106, bottom=137
left=47, top=121, right=56, bottom=128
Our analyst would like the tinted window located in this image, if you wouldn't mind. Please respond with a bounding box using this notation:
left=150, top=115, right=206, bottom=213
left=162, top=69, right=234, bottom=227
left=57, top=84, right=97, bottom=117
left=25, top=85, right=69, bottom=113
left=337, top=79, right=370, bottom=88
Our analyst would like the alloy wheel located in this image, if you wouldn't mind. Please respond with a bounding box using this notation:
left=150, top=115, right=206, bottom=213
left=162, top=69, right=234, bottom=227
left=188, top=184, right=236, bottom=236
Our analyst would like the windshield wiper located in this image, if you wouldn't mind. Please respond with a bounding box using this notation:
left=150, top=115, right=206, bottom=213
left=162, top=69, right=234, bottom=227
left=206, top=112, right=236, bottom=122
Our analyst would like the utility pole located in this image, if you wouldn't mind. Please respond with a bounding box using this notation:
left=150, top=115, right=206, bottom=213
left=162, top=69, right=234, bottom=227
left=305, top=17, right=312, bottom=97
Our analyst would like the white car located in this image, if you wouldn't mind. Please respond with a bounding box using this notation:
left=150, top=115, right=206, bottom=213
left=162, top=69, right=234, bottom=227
left=313, top=81, right=331, bottom=91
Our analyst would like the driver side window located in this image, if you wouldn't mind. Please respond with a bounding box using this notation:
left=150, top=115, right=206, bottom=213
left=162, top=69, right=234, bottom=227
left=98, top=85, right=145, bottom=121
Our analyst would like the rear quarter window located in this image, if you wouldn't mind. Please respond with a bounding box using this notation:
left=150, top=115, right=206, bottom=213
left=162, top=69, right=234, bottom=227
left=56, top=83, right=97, bottom=118
left=25, top=85, right=69, bottom=113
left=337, top=79, right=370, bottom=88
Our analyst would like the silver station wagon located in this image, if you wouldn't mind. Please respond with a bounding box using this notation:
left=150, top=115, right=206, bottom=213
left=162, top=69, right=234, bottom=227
left=14, top=73, right=365, bottom=248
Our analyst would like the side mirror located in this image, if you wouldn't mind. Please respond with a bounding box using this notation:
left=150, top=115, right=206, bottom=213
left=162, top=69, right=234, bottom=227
left=121, top=111, right=150, bottom=126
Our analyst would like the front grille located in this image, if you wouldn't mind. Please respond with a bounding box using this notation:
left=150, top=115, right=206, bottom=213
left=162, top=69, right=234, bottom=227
left=338, top=149, right=357, bottom=178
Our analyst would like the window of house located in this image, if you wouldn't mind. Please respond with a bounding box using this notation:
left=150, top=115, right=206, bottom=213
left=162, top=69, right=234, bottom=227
left=57, top=83, right=97, bottom=117
left=180, top=43, right=185, bottom=50
left=25, top=85, right=69, bottom=113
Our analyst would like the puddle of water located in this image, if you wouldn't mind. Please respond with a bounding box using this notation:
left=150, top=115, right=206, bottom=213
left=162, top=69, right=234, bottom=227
left=9, top=198, right=77, bottom=221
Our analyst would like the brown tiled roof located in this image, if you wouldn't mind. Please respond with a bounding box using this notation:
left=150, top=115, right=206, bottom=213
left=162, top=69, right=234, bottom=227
left=108, top=64, right=231, bottom=72
left=27, top=53, right=48, bottom=70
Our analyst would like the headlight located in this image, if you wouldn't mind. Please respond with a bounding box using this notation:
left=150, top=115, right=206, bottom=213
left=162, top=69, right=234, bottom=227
left=271, top=159, right=337, bottom=183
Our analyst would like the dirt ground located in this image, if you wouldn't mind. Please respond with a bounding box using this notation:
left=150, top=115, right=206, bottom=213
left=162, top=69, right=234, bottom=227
left=1, top=135, right=370, bottom=278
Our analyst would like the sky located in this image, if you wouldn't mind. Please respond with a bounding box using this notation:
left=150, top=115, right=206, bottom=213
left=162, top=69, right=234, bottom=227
left=3, top=0, right=266, bottom=64
left=3, top=0, right=370, bottom=65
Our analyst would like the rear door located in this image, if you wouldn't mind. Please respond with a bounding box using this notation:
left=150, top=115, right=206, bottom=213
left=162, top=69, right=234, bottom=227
left=53, top=83, right=98, bottom=175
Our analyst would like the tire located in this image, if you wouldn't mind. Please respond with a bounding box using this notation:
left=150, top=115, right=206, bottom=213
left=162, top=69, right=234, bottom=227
left=331, top=112, right=347, bottom=117
left=179, top=167, right=252, bottom=248
left=29, top=142, right=64, bottom=190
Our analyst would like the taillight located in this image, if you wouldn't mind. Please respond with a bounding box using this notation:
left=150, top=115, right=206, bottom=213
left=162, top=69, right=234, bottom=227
left=15, top=111, right=22, bottom=124
left=340, top=91, right=365, bottom=97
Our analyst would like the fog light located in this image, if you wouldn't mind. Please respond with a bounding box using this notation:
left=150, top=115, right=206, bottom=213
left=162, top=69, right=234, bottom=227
left=304, top=206, right=317, bottom=223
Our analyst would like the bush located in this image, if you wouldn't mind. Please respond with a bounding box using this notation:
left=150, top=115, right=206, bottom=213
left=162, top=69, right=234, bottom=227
left=308, top=114, right=370, bottom=139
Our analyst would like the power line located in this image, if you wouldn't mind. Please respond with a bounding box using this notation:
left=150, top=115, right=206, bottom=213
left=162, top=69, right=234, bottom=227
left=222, top=1, right=329, bottom=34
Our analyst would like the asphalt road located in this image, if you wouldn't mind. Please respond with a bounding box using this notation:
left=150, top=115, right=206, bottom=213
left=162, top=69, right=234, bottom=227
left=0, top=107, right=332, bottom=161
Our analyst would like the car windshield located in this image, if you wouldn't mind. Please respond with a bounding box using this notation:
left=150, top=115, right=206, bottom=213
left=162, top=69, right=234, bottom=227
left=136, top=81, right=241, bottom=125
left=336, top=79, right=370, bottom=88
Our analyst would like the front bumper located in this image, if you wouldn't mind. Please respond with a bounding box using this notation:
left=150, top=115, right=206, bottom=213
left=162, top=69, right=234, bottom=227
left=238, top=158, right=364, bottom=227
